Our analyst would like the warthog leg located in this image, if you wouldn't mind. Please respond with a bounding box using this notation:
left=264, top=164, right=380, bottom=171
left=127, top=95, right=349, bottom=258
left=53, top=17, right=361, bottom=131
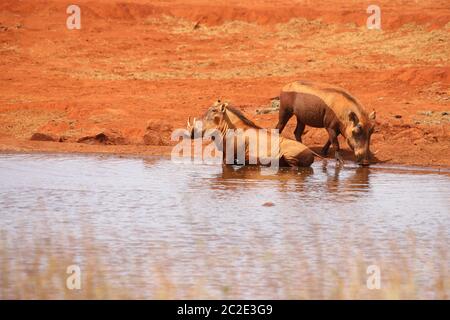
left=321, top=140, right=331, bottom=156
left=294, top=121, right=306, bottom=143
left=326, top=128, right=344, bottom=165
left=335, top=151, right=344, bottom=166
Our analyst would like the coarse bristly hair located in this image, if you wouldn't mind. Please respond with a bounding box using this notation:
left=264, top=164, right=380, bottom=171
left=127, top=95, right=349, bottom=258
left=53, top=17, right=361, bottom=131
left=226, top=105, right=261, bottom=129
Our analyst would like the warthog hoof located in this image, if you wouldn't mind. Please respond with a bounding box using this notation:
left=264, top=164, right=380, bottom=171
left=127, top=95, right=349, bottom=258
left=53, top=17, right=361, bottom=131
left=335, top=151, right=344, bottom=166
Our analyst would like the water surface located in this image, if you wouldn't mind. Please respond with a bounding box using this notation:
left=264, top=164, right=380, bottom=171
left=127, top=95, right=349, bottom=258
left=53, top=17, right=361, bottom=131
left=0, top=154, right=449, bottom=298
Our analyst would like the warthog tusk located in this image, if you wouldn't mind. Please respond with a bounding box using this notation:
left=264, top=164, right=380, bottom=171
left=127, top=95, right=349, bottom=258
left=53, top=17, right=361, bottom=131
left=187, top=117, right=197, bottom=131
left=372, top=150, right=379, bottom=155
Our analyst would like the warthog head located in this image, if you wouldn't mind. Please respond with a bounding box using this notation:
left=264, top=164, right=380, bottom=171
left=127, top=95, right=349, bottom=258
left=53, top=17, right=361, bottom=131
left=344, top=110, right=376, bottom=166
left=187, top=100, right=228, bottom=139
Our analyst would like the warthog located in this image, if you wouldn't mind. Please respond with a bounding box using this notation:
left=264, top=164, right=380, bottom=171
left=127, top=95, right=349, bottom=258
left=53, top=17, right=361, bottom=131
left=275, top=81, right=376, bottom=165
left=187, top=101, right=315, bottom=167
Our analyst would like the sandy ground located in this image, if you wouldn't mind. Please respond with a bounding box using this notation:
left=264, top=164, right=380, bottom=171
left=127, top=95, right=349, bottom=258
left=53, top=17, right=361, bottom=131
left=0, top=0, right=449, bottom=166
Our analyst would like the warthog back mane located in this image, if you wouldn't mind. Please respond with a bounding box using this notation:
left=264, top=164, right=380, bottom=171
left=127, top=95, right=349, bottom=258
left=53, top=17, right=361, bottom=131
left=226, top=106, right=261, bottom=129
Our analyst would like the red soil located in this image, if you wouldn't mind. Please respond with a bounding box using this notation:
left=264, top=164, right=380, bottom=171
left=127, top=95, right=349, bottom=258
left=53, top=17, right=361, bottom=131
left=0, top=0, right=449, bottom=167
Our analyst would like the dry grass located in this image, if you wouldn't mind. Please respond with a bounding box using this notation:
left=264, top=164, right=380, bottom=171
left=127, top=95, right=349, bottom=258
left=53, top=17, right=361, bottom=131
left=144, top=15, right=260, bottom=37
left=0, top=109, right=65, bottom=139
left=65, top=17, right=450, bottom=81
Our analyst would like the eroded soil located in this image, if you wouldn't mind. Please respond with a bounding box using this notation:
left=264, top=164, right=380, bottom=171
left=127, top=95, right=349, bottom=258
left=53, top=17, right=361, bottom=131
left=1, top=0, right=449, bottom=166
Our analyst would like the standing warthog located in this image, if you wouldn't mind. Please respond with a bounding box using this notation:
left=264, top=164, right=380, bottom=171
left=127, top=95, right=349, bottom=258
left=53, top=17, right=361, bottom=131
left=275, top=81, right=376, bottom=166
left=187, top=101, right=315, bottom=167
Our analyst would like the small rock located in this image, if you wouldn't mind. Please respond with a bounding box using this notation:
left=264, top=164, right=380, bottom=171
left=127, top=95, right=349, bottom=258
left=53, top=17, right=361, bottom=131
left=394, top=115, right=402, bottom=119
left=270, top=99, right=280, bottom=110
left=30, top=133, right=58, bottom=142
left=193, top=21, right=201, bottom=30
left=143, top=131, right=164, bottom=145
left=77, top=129, right=127, bottom=145
left=442, top=111, right=449, bottom=116
left=143, top=121, right=172, bottom=146
left=255, top=99, right=280, bottom=115
left=262, top=202, right=275, bottom=207
left=256, top=109, right=272, bottom=115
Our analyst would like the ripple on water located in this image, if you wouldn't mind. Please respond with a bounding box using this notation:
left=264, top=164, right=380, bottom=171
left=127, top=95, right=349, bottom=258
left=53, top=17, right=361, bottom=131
left=0, top=154, right=449, bottom=298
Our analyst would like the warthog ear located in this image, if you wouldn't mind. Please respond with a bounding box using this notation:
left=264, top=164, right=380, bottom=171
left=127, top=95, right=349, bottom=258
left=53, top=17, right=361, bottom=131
left=348, top=111, right=359, bottom=126
left=220, top=103, right=228, bottom=113
left=369, top=110, right=376, bottom=120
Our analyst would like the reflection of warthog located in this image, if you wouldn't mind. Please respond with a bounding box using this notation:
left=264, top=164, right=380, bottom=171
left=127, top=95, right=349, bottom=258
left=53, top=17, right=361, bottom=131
left=321, top=165, right=371, bottom=195
left=276, top=81, right=376, bottom=166
left=220, top=164, right=314, bottom=182
left=187, top=101, right=315, bottom=167
left=212, top=164, right=371, bottom=196
left=210, top=165, right=314, bottom=193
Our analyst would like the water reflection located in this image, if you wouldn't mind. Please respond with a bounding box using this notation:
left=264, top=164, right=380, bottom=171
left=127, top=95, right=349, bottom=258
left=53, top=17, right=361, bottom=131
left=0, top=154, right=449, bottom=299
left=208, top=163, right=371, bottom=198
left=209, top=165, right=314, bottom=193
left=321, top=165, right=371, bottom=194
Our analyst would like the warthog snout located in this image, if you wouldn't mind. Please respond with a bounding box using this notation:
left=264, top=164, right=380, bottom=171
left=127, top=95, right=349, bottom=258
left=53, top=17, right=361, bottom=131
left=360, top=159, right=370, bottom=166
left=355, top=150, right=370, bottom=166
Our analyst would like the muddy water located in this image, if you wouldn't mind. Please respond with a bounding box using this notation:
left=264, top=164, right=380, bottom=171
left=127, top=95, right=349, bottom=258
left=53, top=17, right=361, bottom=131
left=0, top=154, right=449, bottom=299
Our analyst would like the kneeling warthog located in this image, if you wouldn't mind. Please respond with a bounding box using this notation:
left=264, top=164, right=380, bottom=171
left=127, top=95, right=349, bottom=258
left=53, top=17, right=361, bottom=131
left=187, top=101, right=315, bottom=167
left=276, top=81, right=376, bottom=166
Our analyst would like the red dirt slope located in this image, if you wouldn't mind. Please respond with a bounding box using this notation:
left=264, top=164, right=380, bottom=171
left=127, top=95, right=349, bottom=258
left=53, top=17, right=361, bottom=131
left=0, top=0, right=449, bottom=166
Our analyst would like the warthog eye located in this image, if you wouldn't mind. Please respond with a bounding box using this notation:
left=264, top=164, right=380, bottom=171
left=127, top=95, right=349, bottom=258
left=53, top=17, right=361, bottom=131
left=352, top=125, right=362, bottom=135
